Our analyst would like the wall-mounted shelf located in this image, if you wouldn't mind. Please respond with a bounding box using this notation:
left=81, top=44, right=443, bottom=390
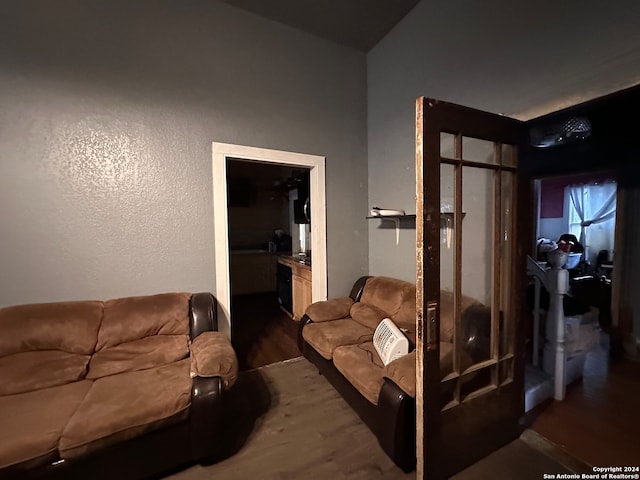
left=367, top=214, right=416, bottom=244
left=439, top=212, right=466, bottom=220
left=365, top=213, right=464, bottom=220
left=367, top=213, right=465, bottom=245
left=366, top=214, right=416, bottom=220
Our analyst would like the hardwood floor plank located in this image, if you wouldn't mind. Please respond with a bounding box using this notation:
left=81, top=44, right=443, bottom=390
left=451, top=434, right=574, bottom=480
left=166, top=358, right=413, bottom=480
left=529, top=340, right=640, bottom=467
left=165, top=358, right=581, bottom=480
left=231, top=292, right=302, bottom=370
left=227, top=295, right=639, bottom=474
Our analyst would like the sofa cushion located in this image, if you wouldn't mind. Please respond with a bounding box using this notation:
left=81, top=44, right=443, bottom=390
left=380, top=342, right=475, bottom=399
left=59, top=358, right=191, bottom=459
left=96, top=292, right=191, bottom=351
left=333, top=342, right=384, bottom=405
left=302, top=319, right=373, bottom=360
left=0, top=301, right=103, bottom=357
left=0, top=350, right=90, bottom=396
left=0, top=380, right=92, bottom=469
left=439, top=342, right=454, bottom=378
left=87, top=335, right=189, bottom=379
left=350, top=303, right=388, bottom=330
left=189, top=331, right=238, bottom=389
left=305, top=297, right=354, bottom=323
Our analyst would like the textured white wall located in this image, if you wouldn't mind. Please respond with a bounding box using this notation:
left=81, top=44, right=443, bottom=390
left=367, top=0, right=640, bottom=283
left=0, top=0, right=368, bottom=306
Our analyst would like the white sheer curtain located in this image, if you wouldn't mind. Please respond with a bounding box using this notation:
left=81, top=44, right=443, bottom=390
left=568, top=182, right=617, bottom=265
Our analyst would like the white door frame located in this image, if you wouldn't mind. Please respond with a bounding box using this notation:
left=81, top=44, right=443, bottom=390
left=212, top=142, right=327, bottom=338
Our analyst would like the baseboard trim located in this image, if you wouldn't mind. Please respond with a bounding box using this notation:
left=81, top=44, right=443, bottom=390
left=247, top=356, right=305, bottom=373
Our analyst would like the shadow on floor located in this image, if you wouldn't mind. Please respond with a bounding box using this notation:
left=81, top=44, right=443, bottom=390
left=216, top=368, right=273, bottom=460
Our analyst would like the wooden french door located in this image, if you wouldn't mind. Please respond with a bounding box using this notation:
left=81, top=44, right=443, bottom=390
left=415, top=97, right=528, bottom=479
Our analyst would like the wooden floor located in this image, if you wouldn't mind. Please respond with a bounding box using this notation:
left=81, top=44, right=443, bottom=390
left=166, top=357, right=576, bottom=480
left=528, top=337, right=640, bottom=467
left=228, top=299, right=640, bottom=472
left=165, top=357, right=413, bottom=479
left=231, top=292, right=302, bottom=371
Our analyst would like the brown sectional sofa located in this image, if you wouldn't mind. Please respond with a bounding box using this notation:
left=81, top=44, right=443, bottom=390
left=0, top=292, right=238, bottom=480
left=298, top=276, right=490, bottom=472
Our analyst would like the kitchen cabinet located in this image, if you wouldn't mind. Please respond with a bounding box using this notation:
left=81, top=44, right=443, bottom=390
left=277, top=256, right=312, bottom=320
left=292, top=265, right=312, bottom=320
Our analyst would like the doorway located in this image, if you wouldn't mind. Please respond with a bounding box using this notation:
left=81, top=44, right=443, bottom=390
left=211, top=142, right=327, bottom=355
left=525, top=169, right=639, bottom=467
left=225, top=159, right=309, bottom=369
left=525, top=170, right=618, bottom=412
left=519, top=84, right=640, bottom=467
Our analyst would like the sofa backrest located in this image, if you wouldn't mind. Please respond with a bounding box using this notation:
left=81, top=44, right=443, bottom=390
left=358, top=277, right=489, bottom=352
left=0, top=301, right=104, bottom=357
left=88, top=292, right=192, bottom=379
left=0, top=292, right=196, bottom=395
left=0, top=301, right=103, bottom=395
left=95, top=293, right=190, bottom=350
left=359, top=276, right=416, bottom=331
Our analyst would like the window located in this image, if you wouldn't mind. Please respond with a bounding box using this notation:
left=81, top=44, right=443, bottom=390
left=567, top=181, right=617, bottom=265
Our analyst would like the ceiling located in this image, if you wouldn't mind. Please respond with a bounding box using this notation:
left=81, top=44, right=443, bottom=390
left=217, top=0, right=421, bottom=52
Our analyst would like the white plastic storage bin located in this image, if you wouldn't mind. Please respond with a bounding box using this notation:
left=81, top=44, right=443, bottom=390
left=542, top=306, right=600, bottom=385
left=564, top=307, right=600, bottom=356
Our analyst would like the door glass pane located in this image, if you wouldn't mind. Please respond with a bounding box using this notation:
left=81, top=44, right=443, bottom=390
left=501, top=143, right=517, bottom=167
left=440, top=162, right=455, bottom=378
left=441, top=378, right=457, bottom=411
left=440, top=132, right=456, bottom=159
left=460, top=367, right=492, bottom=400
left=462, top=136, right=496, bottom=164
left=498, top=357, right=514, bottom=385
left=461, top=166, right=493, bottom=365
left=500, top=171, right=515, bottom=360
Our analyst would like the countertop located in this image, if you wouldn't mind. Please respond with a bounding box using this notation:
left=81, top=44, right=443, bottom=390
left=230, top=249, right=274, bottom=254
left=277, top=254, right=312, bottom=270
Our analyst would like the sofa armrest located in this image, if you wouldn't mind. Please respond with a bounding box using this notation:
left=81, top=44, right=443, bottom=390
left=190, top=375, right=224, bottom=463
left=297, top=313, right=314, bottom=353
left=377, top=377, right=416, bottom=472
left=305, top=297, right=354, bottom=323
left=382, top=343, right=470, bottom=395
left=382, top=351, right=416, bottom=397
left=190, top=331, right=238, bottom=389
left=349, top=276, right=371, bottom=302
left=189, top=292, right=218, bottom=340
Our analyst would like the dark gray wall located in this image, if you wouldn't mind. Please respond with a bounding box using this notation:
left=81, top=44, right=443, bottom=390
left=0, top=0, right=369, bottom=306
left=367, top=0, right=640, bottom=281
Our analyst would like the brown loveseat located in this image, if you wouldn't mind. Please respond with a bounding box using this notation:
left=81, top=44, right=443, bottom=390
left=298, top=276, right=490, bottom=472
left=0, top=292, right=238, bottom=480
